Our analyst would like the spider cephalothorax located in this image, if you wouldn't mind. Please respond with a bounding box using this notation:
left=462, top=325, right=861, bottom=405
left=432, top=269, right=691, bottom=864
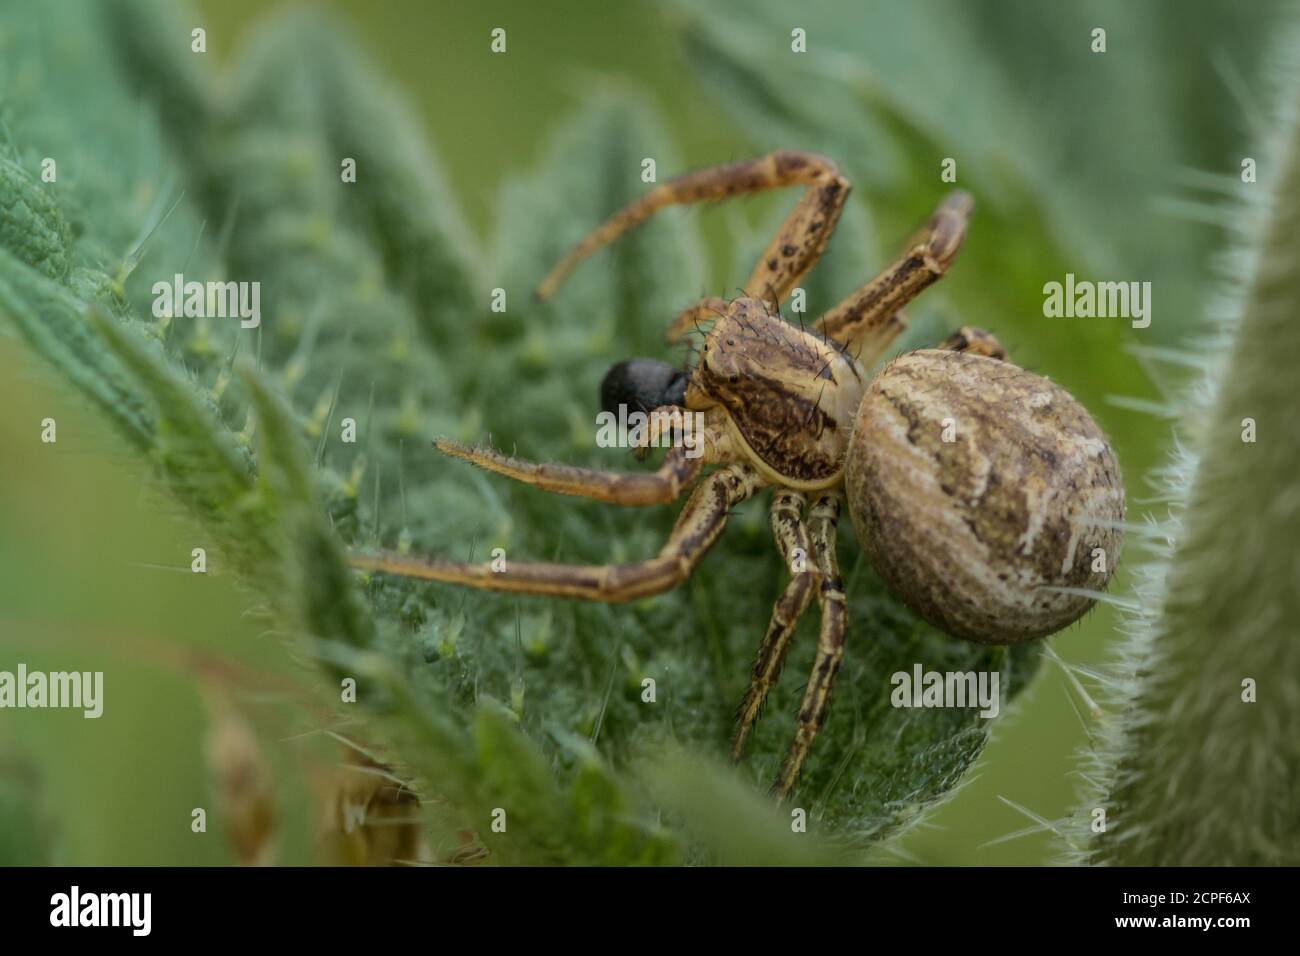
left=352, top=151, right=1125, bottom=797
left=686, top=297, right=866, bottom=489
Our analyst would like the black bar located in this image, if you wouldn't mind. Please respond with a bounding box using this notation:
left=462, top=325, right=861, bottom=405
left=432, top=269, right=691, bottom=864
left=0, top=865, right=1280, bottom=941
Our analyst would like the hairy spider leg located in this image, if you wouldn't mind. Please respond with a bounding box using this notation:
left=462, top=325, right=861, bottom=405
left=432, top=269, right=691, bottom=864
left=816, top=191, right=973, bottom=365
left=352, top=465, right=764, bottom=602
left=665, top=296, right=730, bottom=346
left=773, top=492, right=846, bottom=798
left=431, top=421, right=729, bottom=506
left=937, top=325, right=1009, bottom=361
left=533, top=151, right=852, bottom=337
left=733, top=489, right=817, bottom=760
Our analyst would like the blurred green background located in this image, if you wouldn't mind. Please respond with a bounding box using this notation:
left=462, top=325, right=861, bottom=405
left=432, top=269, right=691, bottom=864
left=0, top=0, right=1282, bottom=864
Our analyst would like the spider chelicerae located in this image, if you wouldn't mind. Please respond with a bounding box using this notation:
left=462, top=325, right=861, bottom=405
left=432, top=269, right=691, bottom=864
left=352, top=151, right=1125, bottom=797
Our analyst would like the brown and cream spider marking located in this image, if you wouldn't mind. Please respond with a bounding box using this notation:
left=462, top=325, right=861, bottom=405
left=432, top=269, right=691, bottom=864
left=352, top=151, right=1125, bottom=798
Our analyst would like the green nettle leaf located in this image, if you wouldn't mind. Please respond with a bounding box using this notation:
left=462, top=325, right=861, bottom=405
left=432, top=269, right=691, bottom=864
left=645, top=747, right=840, bottom=866
left=0, top=251, right=153, bottom=447
left=241, top=364, right=374, bottom=652
left=1071, top=43, right=1300, bottom=867
left=0, top=0, right=1113, bottom=865
left=0, top=157, right=72, bottom=283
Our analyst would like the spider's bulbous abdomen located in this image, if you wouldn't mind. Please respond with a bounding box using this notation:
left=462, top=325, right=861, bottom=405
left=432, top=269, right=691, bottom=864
left=845, top=349, right=1125, bottom=644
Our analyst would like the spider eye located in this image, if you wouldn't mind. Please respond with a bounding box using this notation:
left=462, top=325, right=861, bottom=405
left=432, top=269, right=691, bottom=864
left=729, top=374, right=739, bottom=384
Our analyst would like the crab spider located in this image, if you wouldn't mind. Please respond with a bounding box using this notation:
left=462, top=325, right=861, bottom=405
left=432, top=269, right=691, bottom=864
left=352, top=152, right=1124, bottom=798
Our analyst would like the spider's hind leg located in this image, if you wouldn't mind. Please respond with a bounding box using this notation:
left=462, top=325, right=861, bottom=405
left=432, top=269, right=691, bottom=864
left=665, top=296, right=729, bottom=346
left=816, top=191, right=972, bottom=365
left=937, top=325, right=1009, bottom=361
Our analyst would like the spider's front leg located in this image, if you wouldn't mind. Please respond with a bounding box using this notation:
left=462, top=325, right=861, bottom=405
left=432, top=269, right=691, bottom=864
left=773, top=492, right=847, bottom=799
left=351, top=464, right=765, bottom=602
left=433, top=409, right=729, bottom=507
left=533, top=150, right=852, bottom=337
